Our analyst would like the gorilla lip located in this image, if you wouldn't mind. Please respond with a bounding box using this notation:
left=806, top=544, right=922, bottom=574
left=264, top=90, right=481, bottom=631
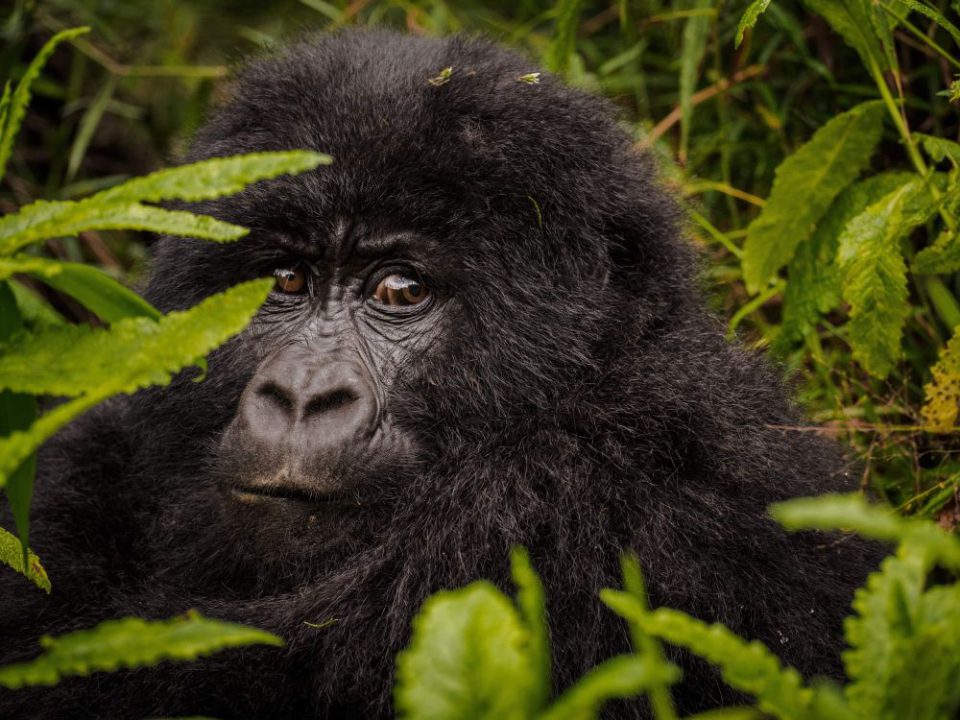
left=229, top=480, right=342, bottom=505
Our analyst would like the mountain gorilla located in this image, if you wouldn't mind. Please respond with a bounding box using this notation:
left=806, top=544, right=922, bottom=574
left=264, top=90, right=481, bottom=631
left=0, top=29, right=879, bottom=719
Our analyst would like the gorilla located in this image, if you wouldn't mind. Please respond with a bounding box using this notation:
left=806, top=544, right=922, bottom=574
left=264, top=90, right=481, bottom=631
left=0, top=29, right=879, bottom=719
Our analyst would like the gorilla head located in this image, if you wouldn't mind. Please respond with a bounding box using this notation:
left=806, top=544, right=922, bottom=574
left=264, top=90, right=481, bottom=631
left=0, top=29, right=879, bottom=720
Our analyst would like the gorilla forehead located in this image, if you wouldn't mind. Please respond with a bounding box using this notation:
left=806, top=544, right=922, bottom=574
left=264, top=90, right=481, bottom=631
left=184, top=30, right=648, bottom=248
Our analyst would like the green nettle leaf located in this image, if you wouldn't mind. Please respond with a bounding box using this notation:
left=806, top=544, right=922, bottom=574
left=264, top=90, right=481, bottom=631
left=602, top=594, right=820, bottom=720
left=916, top=133, right=960, bottom=168
left=0, top=612, right=282, bottom=689
left=0, top=255, right=159, bottom=322
left=742, top=100, right=885, bottom=293
left=921, top=323, right=960, bottom=432
left=538, top=655, right=679, bottom=720
left=0, top=151, right=331, bottom=257
left=914, top=225, right=960, bottom=275
left=510, top=548, right=551, bottom=714
left=0, top=524, right=49, bottom=593
left=394, top=582, right=533, bottom=720
left=0, top=278, right=273, bottom=488
left=837, top=179, right=936, bottom=378
left=0, top=28, right=90, bottom=178
left=778, top=172, right=913, bottom=348
left=772, top=494, right=960, bottom=571
left=735, top=0, right=772, bottom=47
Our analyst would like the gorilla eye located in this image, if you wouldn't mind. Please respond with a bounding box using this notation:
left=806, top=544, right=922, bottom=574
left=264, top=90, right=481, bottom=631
left=273, top=264, right=307, bottom=294
left=372, top=273, right=430, bottom=308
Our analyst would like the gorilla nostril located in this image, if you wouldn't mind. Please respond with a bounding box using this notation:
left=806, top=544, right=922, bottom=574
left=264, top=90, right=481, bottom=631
left=256, top=382, right=295, bottom=414
left=303, top=388, right=358, bottom=419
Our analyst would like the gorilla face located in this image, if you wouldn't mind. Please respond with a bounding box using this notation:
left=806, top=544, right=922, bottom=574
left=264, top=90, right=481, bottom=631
left=215, top=226, right=450, bottom=511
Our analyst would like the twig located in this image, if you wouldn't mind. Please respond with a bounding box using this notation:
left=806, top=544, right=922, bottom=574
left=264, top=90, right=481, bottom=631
left=641, top=64, right=766, bottom=148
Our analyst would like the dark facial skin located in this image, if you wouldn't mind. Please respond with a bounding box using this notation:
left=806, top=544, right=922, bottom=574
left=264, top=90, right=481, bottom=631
left=214, top=222, right=452, bottom=523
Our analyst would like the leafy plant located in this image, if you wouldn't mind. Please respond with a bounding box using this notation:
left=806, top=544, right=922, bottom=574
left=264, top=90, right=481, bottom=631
left=0, top=27, right=331, bottom=590
left=0, top=611, right=282, bottom=689
left=396, top=496, right=960, bottom=720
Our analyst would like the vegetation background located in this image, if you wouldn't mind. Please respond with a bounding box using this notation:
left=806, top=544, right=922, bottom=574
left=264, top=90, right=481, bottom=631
left=4, top=0, right=960, bottom=528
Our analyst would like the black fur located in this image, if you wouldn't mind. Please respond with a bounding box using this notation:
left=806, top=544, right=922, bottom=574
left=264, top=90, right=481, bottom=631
left=0, top=30, right=880, bottom=719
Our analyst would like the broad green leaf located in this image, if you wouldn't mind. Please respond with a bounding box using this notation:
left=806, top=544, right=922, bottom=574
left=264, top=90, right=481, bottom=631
left=802, top=0, right=888, bottom=73
left=0, top=28, right=90, bottom=178
left=922, top=323, right=960, bottom=432
left=95, top=151, right=331, bottom=205
left=742, top=101, right=885, bottom=293
left=736, top=0, right=772, bottom=47
left=778, top=172, right=912, bottom=348
left=837, top=179, right=936, bottom=377
left=510, top=548, right=551, bottom=714
left=602, top=595, right=816, bottom=720
left=0, top=201, right=247, bottom=256
left=0, top=278, right=273, bottom=488
left=679, top=0, right=713, bottom=162
left=0, top=523, right=49, bottom=593
left=0, top=612, right=281, bottom=688
left=538, top=655, right=679, bottom=720
left=772, top=494, right=960, bottom=570
left=394, top=581, right=532, bottom=720
left=546, top=0, right=584, bottom=74
left=0, top=255, right=159, bottom=322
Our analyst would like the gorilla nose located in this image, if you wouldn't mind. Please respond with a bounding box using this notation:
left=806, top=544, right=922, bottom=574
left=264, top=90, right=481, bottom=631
left=241, top=358, right=377, bottom=447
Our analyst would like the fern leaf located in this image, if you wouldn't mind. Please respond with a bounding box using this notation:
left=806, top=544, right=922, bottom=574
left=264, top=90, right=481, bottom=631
left=837, top=179, right=935, bottom=377
left=736, top=0, right=772, bottom=47
left=94, top=151, right=331, bottom=204
left=921, top=324, right=960, bottom=432
left=0, top=28, right=89, bottom=178
left=602, top=593, right=816, bottom=720
left=778, top=172, right=912, bottom=348
left=0, top=525, right=49, bottom=593
left=538, top=655, right=679, bottom=720
left=742, top=100, right=885, bottom=293
left=394, top=582, right=532, bottom=720
left=0, top=278, right=272, bottom=488
left=0, top=255, right=159, bottom=322
left=0, top=612, right=281, bottom=688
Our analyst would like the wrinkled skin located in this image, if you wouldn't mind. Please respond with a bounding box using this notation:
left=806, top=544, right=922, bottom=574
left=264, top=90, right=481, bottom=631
left=0, top=30, right=882, bottom=719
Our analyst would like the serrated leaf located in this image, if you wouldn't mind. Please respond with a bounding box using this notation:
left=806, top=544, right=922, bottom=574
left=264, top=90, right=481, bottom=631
left=510, top=548, right=551, bottom=714
left=0, top=201, right=247, bottom=256
left=0, top=612, right=281, bottom=688
left=0, top=278, right=272, bottom=488
left=742, top=101, right=885, bottom=292
left=394, top=582, right=532, bottom=720
left=916, top=133, right=960, bottom=167
left=772, top=494, right=960, bottom=570
left=778, top=172, right=913, bottom=347
left=0, top=524, right=49, bottom=593
left=0, top=28, right=90, bottom=178
left=94, top=151, right=331, bottom=205
left=736, top=0, right=772, bottom=47
left=0, top=255, right=159, bottom=322
left=602, top=595, right=817, bottom=720
left=837, top=179, right=936, bottom=377
left=921, top=323, right=960, bottom=432
left=538, top=655, right=679, bottom=720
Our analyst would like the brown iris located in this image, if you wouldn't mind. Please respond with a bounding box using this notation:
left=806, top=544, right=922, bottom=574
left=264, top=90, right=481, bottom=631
left=373, top=273, right=430, bottom=307
left=273, top=264, right=307, bottom=294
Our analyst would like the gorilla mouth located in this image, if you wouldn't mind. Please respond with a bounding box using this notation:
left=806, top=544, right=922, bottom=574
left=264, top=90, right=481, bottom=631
left=229, top=480, right=346, bottom=505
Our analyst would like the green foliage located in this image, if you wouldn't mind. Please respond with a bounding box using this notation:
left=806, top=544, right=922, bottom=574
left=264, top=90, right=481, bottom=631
left=741, top=101, right=885, bottom=293
left=0, top=612, right=282, bottom=689
left=736, top=0, right=773, bottom=47
left=922, top=325, right=960, bottom=432
left=396, top=499, right=960, bottom=720
left=0, top=524, right=49, bottom=593
left=0, top=30, right=326, bottom=591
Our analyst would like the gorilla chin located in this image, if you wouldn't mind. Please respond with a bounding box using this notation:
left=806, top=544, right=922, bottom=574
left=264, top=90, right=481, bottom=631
left=0, top=28, right=883, bottom=720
